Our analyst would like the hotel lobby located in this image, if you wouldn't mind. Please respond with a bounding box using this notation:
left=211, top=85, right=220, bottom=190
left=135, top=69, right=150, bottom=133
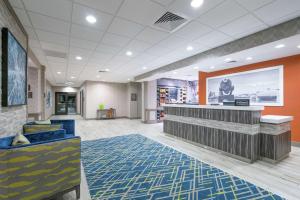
left=0, top=0, right=300, bottom=199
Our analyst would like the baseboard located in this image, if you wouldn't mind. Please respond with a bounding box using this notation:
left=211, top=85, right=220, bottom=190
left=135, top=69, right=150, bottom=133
left=292, top=141, right=300, bottom=147
left=85, top=116, right=128, bottom=120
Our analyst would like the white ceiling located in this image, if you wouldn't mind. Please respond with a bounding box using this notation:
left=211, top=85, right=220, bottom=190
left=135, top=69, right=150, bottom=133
left=9, top=0, right=300, bottom=87
left=144, top=34, right=300, bottom=81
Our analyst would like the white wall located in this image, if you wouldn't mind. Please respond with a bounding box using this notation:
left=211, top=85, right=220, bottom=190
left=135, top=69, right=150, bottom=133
left=27, top=67, right=40, bottom=114
left=45, top=80, right=53, bottom=119
left=143, top=80, right=157, bottom=121
left=126, top=82, right=142, bottom=119
left=85, top=81, right=128, bottom=119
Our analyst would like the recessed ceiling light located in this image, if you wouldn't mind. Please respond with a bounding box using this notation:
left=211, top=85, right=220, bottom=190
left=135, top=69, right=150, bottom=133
left=126, top=51, right=133, bottom=56
left=105, top=68, right=110, bottom=72
left=57, top=71, right=61, bottom=74
left=186, top=46, right=193, bottom=51
left=191, top=0, right=204, bottom=8
left=210, top=66, right=215, bottom=69
left=173, top=71, right=177, bottom=74
left=246, top=57, right=253, bottom=60
left=275, top=44, right=285, bottom=49
left=127, top=78, right=131, bottom=81
left=86, top=15, right=97, bottom=24
left=75, top=56, right=82, bottom=60
left=193, top=66, right=199, bottom=69
left=224, top=58, right=232, bottom=62
left=70, top=76, right=76, bottom=79
left=142, top=67, right=147, bottom=70
left=96, top=75, right=100, bottom=78
left=65, top=82, right=74, bottom=85
left=297, top=45, right=300, bottom=49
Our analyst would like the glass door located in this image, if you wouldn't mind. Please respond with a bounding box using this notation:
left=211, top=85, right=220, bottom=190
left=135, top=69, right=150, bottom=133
left=55, top=92, right=77, bottom=115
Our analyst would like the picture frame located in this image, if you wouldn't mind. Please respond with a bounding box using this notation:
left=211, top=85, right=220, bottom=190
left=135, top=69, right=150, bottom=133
left=2, top=28, right=27, bottom=107
left=206, top=66, right=284, bottom=106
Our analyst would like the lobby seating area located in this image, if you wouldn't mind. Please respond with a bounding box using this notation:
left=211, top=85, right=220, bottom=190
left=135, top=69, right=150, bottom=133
left=0, top=0, right=299, bottom=199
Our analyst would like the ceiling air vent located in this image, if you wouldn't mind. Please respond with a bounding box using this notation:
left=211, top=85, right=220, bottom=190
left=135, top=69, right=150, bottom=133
left=43, top=49, right=67, bottom=59
left=98, top=70, right=107, bottom=73
left=226, top=60, right=237, bottom=64
left=153, top=11, right=188, bottom=32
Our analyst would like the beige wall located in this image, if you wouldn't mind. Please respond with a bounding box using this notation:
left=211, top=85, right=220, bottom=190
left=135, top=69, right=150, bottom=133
left=0, top=1, right=28, bottom=138
left=85, top=81, right=128, bottom=119
left=27, top=67, right=39, bottom=114
left=45, top=81, right=53, bottom=119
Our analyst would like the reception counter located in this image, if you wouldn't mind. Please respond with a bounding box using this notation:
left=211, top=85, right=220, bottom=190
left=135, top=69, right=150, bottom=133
left=163, top=104, right=292, bottom=163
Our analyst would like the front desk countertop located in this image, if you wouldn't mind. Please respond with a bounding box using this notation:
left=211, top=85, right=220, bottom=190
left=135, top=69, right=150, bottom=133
left=163, top=104, right=265, bottom=111
left=260, top=115, right=294, bottom=124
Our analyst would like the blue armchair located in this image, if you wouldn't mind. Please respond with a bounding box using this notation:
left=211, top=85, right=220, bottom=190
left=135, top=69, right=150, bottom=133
left=0, top=130, right=81, bottom=200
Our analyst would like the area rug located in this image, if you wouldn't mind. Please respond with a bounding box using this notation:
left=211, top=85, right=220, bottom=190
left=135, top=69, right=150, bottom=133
left=81, top=134, right=283, bottom=200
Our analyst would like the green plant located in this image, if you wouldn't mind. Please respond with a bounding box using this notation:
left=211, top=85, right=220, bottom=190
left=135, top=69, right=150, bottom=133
left=98, top=104, right=105, bottom=110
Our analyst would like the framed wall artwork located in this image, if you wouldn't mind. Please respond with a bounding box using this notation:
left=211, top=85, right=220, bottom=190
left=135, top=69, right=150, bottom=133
left=2, top=28, right=27, bottom=107
left=206, top=66, right=284, bottom=106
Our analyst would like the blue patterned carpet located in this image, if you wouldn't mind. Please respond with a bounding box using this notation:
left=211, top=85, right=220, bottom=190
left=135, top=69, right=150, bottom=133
left=81, top=134, right=283, bottom=200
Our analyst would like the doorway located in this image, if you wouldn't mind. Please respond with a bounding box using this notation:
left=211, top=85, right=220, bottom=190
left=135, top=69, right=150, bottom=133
left=55, top=92, right=77, bottom=115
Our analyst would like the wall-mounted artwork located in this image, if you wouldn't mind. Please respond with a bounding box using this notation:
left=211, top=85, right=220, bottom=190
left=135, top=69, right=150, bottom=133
left=2, top=28, right=27, bottom=107
left=46, top=90, right=52, bottom=108
left=206, top=66, right=284, bottom=106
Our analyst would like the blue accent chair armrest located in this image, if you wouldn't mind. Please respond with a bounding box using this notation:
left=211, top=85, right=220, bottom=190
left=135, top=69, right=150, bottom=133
left=51, top=119, right=75, bottom=136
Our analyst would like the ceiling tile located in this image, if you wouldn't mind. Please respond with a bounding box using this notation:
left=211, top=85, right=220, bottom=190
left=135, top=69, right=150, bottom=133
left=74, top=0, right=123, bottom=14
left=102, top=33, right=131, bottom=47
left=194, top=31, right=233, bottom=48
left=174, top=21, right=212, bottom=40
left=47, top=56, right=67, bottom=64
left=14, top=8, right=32, bottom=27
left=135, top=27, right=169, bottom=44
left=218, top=14, right=268, bottom=38
left=36, top=30, right=69, bottom=46
left=236, top=0, right=274, bottom=11
left=29, top=12, right=70, bottom=35
left=254, top=0, right=300, bottom=25
left=169, top=0, right=224, bottom=19
left=117, top=0, right=166, bottom=25
left=108, top=17, right=144, bottom=38
left=198, top=0, right=248, bottom=28
left=40, top=41, right=68, bottom=53
left=71, top=24, right=104, bottom=42
left=69, top=47, right=93, bottom=58
left=151, top=0, right=174, bottom=6
left=23, top=0, right=72, bottom=21
left=70, top=37, right=98, bottom=50
left=9, top=0, right=24, bottom=8
left=157, top=35, right=187, bottom=49
left=144, top=44, right=171, bottom=57
left=125, top=40, right=152, bottom=53
left=95, top=43, right=121, bottom=54
left=29, top=39, right=41, bottom=48
left=90, top=52, right=114, bottom=62
left=72, top=3, right=114, bottom=30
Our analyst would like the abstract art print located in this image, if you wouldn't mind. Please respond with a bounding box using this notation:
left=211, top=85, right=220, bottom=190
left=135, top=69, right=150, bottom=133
left=2, top=28, right=27, bottom=106
left=206, top=66, right=284, bottom=106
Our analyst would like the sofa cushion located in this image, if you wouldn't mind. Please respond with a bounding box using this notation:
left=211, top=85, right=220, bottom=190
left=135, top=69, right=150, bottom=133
left=24, top=124, right=63, bottom=134
left=12, top=133, right=30, bottom=146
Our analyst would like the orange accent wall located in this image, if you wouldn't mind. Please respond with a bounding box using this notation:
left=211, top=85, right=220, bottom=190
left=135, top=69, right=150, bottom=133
left=198, top=54, right=300, bottom=142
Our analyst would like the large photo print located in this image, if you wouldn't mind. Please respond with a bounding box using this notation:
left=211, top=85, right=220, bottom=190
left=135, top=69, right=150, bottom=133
left=206, top=66, right=284, bottom=106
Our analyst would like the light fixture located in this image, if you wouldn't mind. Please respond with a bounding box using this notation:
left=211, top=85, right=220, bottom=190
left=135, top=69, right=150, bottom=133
left=127, top=78, right=131, bottom=81
left=275, top=44, right=285, bottom=49
left=246, top=57, right=253, bottom=61
left=96, top=75, right=100, bottom=78
left=126, top=51, right=133, bottom=56
left=224, top=58, right=232, bottom=62
left=193, top=66, right=199, bottom=69
left=142, top=67, right=147, bottom=70
left=186, top=46, right=193, bottom=51
left=297, top=45, right=300, bottom=49
left=210, top=66, right=215, bottom=69
left=70, top=76, right=76, bottom=79
left=57, top=71, right=62, bottom=74
left=65, top=82, right=74, bottom=85
left=105, top=68, right=110, bottom=72
left=191, top=0, right=204, bottom=8
left=75, top=56, right=82, bottom=60
left=173, top=71, right=177, bottom=74
left=86, top=15, right=97, bottom=24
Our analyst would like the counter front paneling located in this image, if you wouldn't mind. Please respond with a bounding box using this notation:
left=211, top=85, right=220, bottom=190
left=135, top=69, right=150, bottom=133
left=163, top=105, right=292, bottom=163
